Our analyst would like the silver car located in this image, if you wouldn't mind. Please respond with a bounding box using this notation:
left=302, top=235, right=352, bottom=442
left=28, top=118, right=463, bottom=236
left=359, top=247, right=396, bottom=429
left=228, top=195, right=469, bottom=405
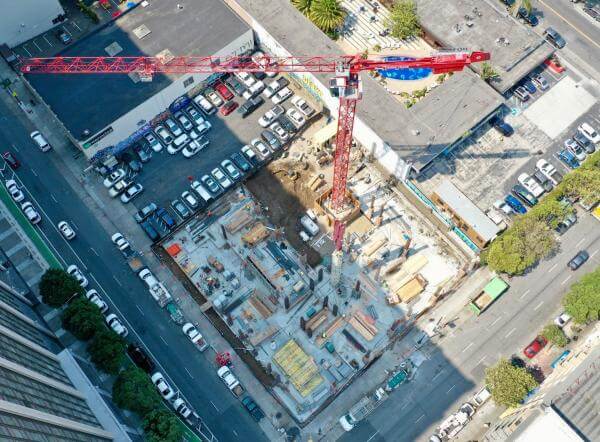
left=211, top=167, right=233, bottom=189
left=221, top=159, right=241, bottom=181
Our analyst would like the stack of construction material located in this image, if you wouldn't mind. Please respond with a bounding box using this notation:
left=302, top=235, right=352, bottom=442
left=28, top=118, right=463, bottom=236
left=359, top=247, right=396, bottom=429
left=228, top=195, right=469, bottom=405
left=315, top=317, right=346, bottom=347
left=224, top=209, right=254, bottom=234
left=273, top=339, right=324, bottom=397
left=305, top=308, right=329, bottom=335
left=387, top=254, right=428, bottom=293
left=360, top=232, right=388, bottom=267
left=387, top=274, right=428, bottom=305
left=348, top=311, right=378, bottom=341
left=242, top=223, right=270, bottom=246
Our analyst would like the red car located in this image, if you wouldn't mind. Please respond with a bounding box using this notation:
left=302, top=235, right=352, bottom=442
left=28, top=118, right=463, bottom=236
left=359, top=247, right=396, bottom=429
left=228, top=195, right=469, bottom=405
left=214, top=81, right=234, bottom=101
left=2, top=152, right=20, bottom=169
left=220, top=101, right=238, bottom=116
left=544, top=56, right=565, bottom=74
left=523, top=336, right=547, bottom=359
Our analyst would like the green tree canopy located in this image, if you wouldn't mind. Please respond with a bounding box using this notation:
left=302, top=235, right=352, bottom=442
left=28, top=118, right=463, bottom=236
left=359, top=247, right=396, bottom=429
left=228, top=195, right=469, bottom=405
left=61, top=298, right=104, bottom=341
left=561, top=169, right=600, bottom=207
left=87, top=329, right=127, bottom=374
left=563, top=267, right=600, bottom=324
left=485, top=359, right=538, bottom=407
left=40, top=268, right=85, bottom=307
left=292, top=0, right=312, bottom=16
left=113, top=366, right=161, bottom=416
left=481, top=63, right=500, bottom=82
left=310, top=0, right=346, bottom=33
left=386, top=0, right=422, bottom=40
left=143, top=410, right=184, bottom=442
left=541, top=324, right=568, bottom=347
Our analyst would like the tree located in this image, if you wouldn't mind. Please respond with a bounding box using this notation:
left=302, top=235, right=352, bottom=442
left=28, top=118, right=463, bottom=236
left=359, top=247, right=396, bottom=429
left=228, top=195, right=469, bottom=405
left=113, top=366, right=161, bottom=416
left=292, top=0, right=312, bottom=16
left=563, top=267, right=600, bottom=324
left=61, top=298, right=104, bottom=341
left=39, top=268, right=85, bottom=307
left=561, top=169, right=600, bottom=207
left=309, top=0, right=346, bottom=34
left=87, top=329, right=127, bottom=374
left=481, top=62, right=500, bottom=82
left=485, top=359, right=538, bottom=407
left=386, top=0, right=422, bottom=40
left=541, top=324, right=568, bottom=347
left=143, top=410, right=183, bottom=442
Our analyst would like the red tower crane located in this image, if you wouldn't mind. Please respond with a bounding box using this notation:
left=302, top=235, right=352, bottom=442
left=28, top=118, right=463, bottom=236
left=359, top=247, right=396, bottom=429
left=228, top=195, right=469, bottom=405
left=20, top=51, right=489, bottom=279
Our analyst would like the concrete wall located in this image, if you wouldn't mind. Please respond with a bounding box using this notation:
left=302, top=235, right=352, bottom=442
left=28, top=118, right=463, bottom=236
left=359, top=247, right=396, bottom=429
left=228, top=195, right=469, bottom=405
left=82, top=29, right=255, bottom=157
left=0, top=0, right=64, bottom=47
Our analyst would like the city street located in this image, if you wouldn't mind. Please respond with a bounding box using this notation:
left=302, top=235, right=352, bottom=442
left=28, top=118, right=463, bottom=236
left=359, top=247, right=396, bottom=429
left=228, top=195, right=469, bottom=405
left=341, top=212, right=600, bottom=441
left=0, top=97, right=268, bottom=442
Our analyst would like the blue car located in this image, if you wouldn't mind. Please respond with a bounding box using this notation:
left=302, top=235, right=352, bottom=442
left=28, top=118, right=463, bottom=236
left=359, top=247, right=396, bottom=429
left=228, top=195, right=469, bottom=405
left=156, top=208, right=177, bottom=230
left=557, top=149, right=580, bottom=169
left=522, top=79, right=537, bottom=94
left=505, top=194, right=527, bottom=214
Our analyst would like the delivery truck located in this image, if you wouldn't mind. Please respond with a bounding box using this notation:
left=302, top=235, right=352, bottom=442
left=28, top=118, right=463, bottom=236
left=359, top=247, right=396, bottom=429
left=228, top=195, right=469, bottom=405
left=139, top=268, right=172, bottom=307
left=468, top=276, right=509, bottom=315
left=339, top=388, right=387, bottom=431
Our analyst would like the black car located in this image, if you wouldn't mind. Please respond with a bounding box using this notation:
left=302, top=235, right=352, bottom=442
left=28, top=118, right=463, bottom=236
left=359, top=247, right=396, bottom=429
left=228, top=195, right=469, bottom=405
left=261, top=129, right=281, bottom=151
left=128, top=159, right=142, bottom=173
left=231, top=152, right=253, bottom=173
left=278, top=115, right=297, bottom=134
left=225, top=76, right=246, bottom=96
left=140, top=220, right=160, bottom=241
left=134, top=202, right=157, bottom=223
left=518, top=8, right=539, bottom=26
left=127, top=344, right=155, bottom=373
left=238, top=96, right=265, bottom=118
left=568, top=250, right=589, bottom=270
left=241, top=396, right=265, bottom=422
left=254, top=72, right=267, bottom=81
left=573, top=131, right=595, bottom=154
left=491, top=117, right=514, bottom=137
left=156, top=208, right=177, bottom=230
left=532, top=170, right=553, bottom=192
left=171, top=199, right=191, bottom=219
left=512, top=184, right=538, bottom=207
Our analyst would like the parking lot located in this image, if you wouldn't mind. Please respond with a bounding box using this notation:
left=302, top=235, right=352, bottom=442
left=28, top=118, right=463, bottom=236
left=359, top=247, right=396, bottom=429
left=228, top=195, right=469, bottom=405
left=97, top=73, right=321, bottom=239
left=417, top=68, right=600, bottom=215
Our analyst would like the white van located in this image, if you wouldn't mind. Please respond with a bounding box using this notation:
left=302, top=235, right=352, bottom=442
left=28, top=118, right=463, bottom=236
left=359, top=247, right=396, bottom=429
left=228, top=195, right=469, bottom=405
left=30, top=131, right=51, bottom=152
left=191, top=181, right=213, bottom=203
left=300, top=215, right=319, bottom=236
left=167, top=134, right=189, bottom=154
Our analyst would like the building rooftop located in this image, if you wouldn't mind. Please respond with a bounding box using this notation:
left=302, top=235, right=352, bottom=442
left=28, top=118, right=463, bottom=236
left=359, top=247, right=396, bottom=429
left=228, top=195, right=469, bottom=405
left=228, top=0, right=503, bottom=172
left=27, top=0, right=249, bottom=139
left=508, top=407, right=583, bottom=442
left=433, top=178, right=500, bottom=242
left=415, top=0, right=554, bottom=93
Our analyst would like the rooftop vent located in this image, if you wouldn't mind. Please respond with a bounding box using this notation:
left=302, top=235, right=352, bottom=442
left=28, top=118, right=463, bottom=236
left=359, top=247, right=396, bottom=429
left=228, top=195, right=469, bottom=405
left=133, top=24, right=151, bottom=40
left=156, top=49, right=175, bottom=65
left=105, top=42, right=122, bottom=56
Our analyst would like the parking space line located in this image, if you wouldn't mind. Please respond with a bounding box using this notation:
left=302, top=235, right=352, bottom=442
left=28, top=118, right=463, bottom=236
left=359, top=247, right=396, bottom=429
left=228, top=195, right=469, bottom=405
left=42, top=35, right=53, bottom=47
left=591, top=249, right=598, bottom=258
left=366, top=431, right=379, bottom=442
left=71, top=221, right=79, bottom=230
left=136, top=304, right=144, bottom=315
left=415, top=414, right=425, bottom=424
left=575, top=238, right=585, bottom=248
left=561, top=275, right=572, bottom=285
left=113, top=275, right=122, bottom=287
left=533, top=301, right=544, bottom=311
left=210, top=400, right=220, bottom=412
left=432, top=370, right=445, bottom=382
left=184, top=367, right=194, bottom=379
left=159, top=335, right=168, bottom=345
left=32, top=40, right=42, bottom=52
left=401, top=402, right=411, bottom=410
left=71, top=21, right=82, bottom=31
left=505, top=327, right=516, bottom=339
left=90, top=247, right=99, bottom=256
left=30, top=168, right=38, bottom=177
left=519, top=289, right=531, bottom=300
left=462, top=342, right=474, bottom=353
left=62, top=26, right=72, bottom=36
left=50, top=194, right=57, bottom=203
left=477, top=356, right=487, bottom=366
left=21, top=46, right=32, bottom=57
left=446, top=385, right=455, bottom=394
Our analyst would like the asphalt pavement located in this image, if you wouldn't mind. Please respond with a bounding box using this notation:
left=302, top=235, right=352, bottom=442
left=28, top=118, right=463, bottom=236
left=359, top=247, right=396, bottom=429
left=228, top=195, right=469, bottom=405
left=0, top=97, right=268, bottom=442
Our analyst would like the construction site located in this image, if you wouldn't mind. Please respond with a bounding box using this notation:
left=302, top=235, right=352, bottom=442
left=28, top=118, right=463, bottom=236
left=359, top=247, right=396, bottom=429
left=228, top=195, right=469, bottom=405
left=160, top=121, right=465, bottom=420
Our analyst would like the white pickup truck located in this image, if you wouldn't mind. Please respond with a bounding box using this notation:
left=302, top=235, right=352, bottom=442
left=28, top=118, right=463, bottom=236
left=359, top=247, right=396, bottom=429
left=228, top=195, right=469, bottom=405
left=139, top=268, right=172, bottom=307
left=182, top=323, right=208, bottom=352
left=217, top=366, right=245, bottom=397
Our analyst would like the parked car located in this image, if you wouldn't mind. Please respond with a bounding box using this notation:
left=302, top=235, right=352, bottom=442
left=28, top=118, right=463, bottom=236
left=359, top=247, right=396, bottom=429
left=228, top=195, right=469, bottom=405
left=493, top=199, right=513, bottom=215
left=21, top=201, right=42, bottom=224
left=155, top=125, right=174, bottom=145
left=291, top=95, right=316, bottom=117
left=220, top=101, right=239, bottom=116
left=568, top=250, right=589, bottom=270
left=144, top=132, right=163, bottom=152
left=171, top=199, right=191, bottom=219
left=522, top=79, right=537, bottom=94
left=156, top=208, right=176, bottom=230
left=512, top=184, right=538, bottom=207
left=532, top=170, right=553, bottom=193
left=490, top=117, right=513, bottom=137
left=151, top=372, right=175, bottom=400
left=85, top=289, right=108, bottom=313
left=165, top=118, right=183, bottom=137
left=554, top=313, right=572, bottom=328
left=205, top=89, right=224, bottom=107
left=555, top=211, right=576, bottom=235
left=523, top=336, right=547, bottom=359
left=583, top=6, right=600, bottom=22
left=578, top=122, right=600, bottom=144
left=103, top=168, right=126, bottom=188
left=201, top=174, right=221, bottom=194
left=127, top=343, right=155, bottom=373
left=518, top=173, right=544, bottom=197
left=182, top=138, right=209, bottom=158
left=513, top=86, right=530, bottom=102
left=565, top=138, right=586, bottom=161
left=134, top=202, right=158, bottom=223
left=134, top=144, right=152, bottom=163
left=120, top=183, right=144, bottom=203
left=186, top=106, right=206, bottom=126
left=557, top=149, right=580, bottom=169
left=504, top=194, right=527, bottom=214
left=127, top=159, right=142, bottom=174
left=173, top=398, right=192, bottom=419
left=194, top=94, right=216, bottom=114
left=5, top=180, right=24, bottom=202
left=181, top=191, right=200, bottom=210
left=544, top=55, right=565, bottom=73
left=272, top=87, right=292, bottom=104
left=111, top=232, right=130, bottom=251
left=270, top=121, right=290, bottom=142
left=251, top=138, right=271, bottom=160
left=544, top=27, right=566, bottom=48
left=221, top=159, right=242, bottom=181
left=286, top=108, right=306, bottom=128
left=263, top=78, right=287, bottom=98
left=238, top=96, right=264, bottom=118
left=140, top=220, right=160, bottom=241
left=56, top=29, right=72, bottom=44
left=261, top=129, right=281, bottom=151
left=536, top=159, right=563, bottom=185
left=212, top=167, right=233, bottom=189
left=236, top=72, right=256, bottom=88
left=231, top=152, right=253, bottom=173
left=259, top=105, right=285, bottom=127
left=278, top=115, right=298, bottom=134
left=241, top=145, right=259, bottom=164
left=67, top=264, right=88, bottom=288
left=176, top=113, right=194, bottom=131
left=518, top=7, right=539, bottom=26
left=213, top=81, right=234, bottom=101
left=108, top=180, right=130, bottom=198
left=58, top=221, right=76, bottom=240
left=2, top=151, right=20, bottom=169
left=531, top=73, right=549, bottom=91
left=241, top=396, right=265, bottom=422
left=573, top=131, right=595, bottom=154
left=225, top=76, right=246, bottom=96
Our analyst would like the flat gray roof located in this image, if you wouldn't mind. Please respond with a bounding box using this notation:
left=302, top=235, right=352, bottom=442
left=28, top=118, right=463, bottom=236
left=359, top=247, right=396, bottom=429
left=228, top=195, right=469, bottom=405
left=434, top=179, right=500, bottom=242
left=28, top=0, right=249, bottom=139
left=229, top=0, right=502, bottom=172
left=415, top=0, right=554, bottom=93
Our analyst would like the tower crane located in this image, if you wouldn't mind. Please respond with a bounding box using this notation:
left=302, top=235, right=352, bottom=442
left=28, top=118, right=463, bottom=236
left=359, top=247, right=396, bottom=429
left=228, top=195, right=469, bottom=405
left=20, top=50, right=489, bottom=285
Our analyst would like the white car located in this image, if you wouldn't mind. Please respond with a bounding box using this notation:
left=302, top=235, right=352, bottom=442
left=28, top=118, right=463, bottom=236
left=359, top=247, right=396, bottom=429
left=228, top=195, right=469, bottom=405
left=270, top=121, right=290, bottom=141
left=187, top=106, right=205, bottom=125
left=205, top=91, right=223, bottom=107
left=263, top=79, right=283, bottom=98
left=5, top=180, right=24, bottom=202
left=155, top=125, right=173, bottom=145
left=554, top=312, right=572, bottom=328
left=272, top=87, right=292, bottom=104
left=236, top=72, right=256, bottom=88
left=251, top=138, right=271, bottom=159
left=108, top=179, right=130, bottom=198
left=258, top=105, right=284, bottom=127
left=578, top=122, right=600, bottom=144
left=67, top=264, right=88, bottom=288
left=517, top=173, right=544, bottom=197
left=105, top=313, right=128, bottom=337
left=111, top=232, right=130, bottom=251
left=120, top=183, right=143, bottom=203
left=221, top=159, right=241, bottom=181
left=21, top=202, right=41, bottom=224
left=151, top=372, right=175, bottom=400
left=241, top=145, right=258, bottom=163
left=565, top=138, right=586, bottom=161
left=30, top=130, right=51, bottom=152
left=196, top=120, right=212, bottom=135
left=181, top=191, right=200, bottom=209
left=58, top=221, right=76, bottom=240
left=144, top=133, right=163, bottom=153
left=182, top=138, right=209, bottom=158
left=291, top=95, right=316, bottom=117
left=286, top=108, right=306, bottom=128
left=536, top=159, right=562, bottom=185
left=165, top=118, right=182, bottom=137
left=493, top=199, right=513, bottom=215
left=173, top=398, right=193, bottom=418
left=85, top=289, right=108, bottom=313
left=211, top=167, right=232, bottom=189
left=177, top=114, right=193, bottom=131
left=103, top=168, right=125, bottom=188
left=194, top=95, right=215, bottom=114
left=182, top=322, right=209, bottom=351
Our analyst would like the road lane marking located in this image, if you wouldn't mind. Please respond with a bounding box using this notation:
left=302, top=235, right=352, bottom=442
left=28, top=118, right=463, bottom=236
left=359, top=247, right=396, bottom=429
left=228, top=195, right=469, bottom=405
left=31, top=168, right=38, bottom=177
left=462, top=342, right=474, bottom=353
left=561, top=275, right=572, bottom=285
left=591, top=249, right=598, bottom=258
left=159, top=335, right=168, bottom=345
left=505, top=328, right=516, bottom=339
left=367, top=431, right=379, bottom=442
left=539, top=0, right=600, bottom=49
left=477, top=356, right=487, bottom=366
left=185, top=367, right=194, bottom=379
left=520, top=289, right=531, bottom=300
left=71, top=221, right=79, bottom=230
left=490, top=317, right=502, bottom=327
left=136, top=305, right=144, bottom=315
left=12, top=144, right=19, bottom=152
left=401, top=402, right=411, bottom=410
left=575, top=238, right=585, bottom=248
left=210, top=400, right=220, bottom=412
left=533, top=301, right=544, bottom=311
left=90, top=247, right=99, bottom=256
left=113, top=275, right=122, bottom=286
left=50, top=194, right=57, bottom=203
left=415, top=414, right=425, bottom=424
left=432, top=370, right=445, bottom=381
left=547, top=263, right=558, bottom=273
left=446, top=385, right=455, bottom=394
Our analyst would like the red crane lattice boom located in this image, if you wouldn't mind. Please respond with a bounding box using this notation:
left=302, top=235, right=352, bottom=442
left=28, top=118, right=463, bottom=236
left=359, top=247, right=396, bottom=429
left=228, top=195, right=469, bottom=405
left=20, top=50, right=489, bottom=253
